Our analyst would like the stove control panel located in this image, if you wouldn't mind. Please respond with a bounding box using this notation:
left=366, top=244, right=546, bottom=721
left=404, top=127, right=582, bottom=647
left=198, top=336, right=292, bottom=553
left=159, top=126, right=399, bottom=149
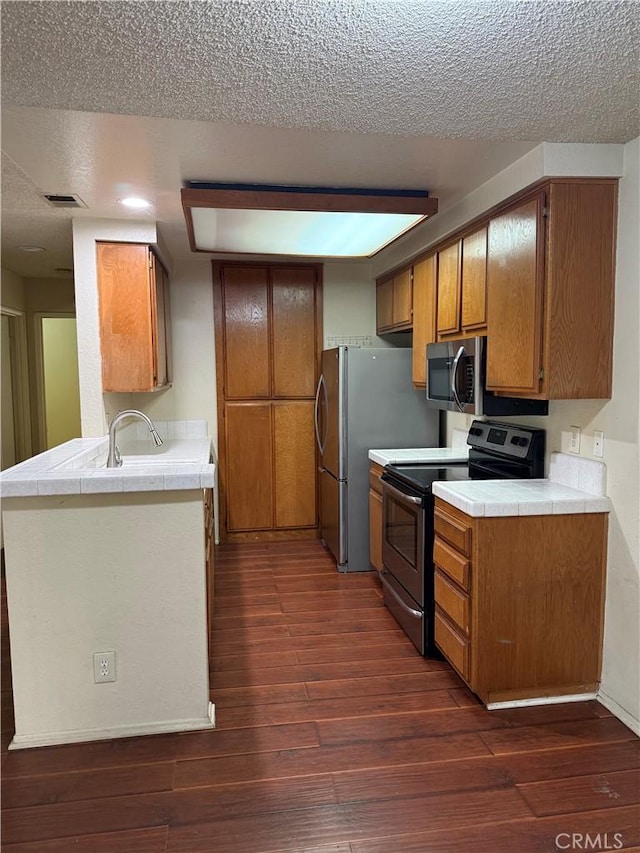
left=466, top=419, right=545, bottom=462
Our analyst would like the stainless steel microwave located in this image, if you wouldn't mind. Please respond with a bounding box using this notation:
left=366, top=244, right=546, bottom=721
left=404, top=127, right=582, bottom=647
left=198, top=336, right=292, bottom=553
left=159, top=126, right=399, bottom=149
left=425, top=336, right=548, bottom=417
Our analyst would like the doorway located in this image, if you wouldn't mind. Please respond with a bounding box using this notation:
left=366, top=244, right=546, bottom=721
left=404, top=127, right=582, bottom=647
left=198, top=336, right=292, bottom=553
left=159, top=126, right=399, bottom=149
left=213, top=262, right=322, bottom=542
left=0, top=308, right=31, bottom=469
left=35, top=314, right=81, bottom=450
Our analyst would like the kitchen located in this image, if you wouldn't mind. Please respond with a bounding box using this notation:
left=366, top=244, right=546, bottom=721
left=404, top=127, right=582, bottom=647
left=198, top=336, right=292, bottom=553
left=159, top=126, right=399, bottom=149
left=1, top=2, right=639, bottom=850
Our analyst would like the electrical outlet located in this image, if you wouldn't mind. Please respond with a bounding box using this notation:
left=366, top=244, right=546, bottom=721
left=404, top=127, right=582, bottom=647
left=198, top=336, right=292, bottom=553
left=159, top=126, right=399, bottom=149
left=593, top=430, right=604, bottom=458
left=568, top=426, right=581, bottom=454
left=93, top=651, right=116, bottom=683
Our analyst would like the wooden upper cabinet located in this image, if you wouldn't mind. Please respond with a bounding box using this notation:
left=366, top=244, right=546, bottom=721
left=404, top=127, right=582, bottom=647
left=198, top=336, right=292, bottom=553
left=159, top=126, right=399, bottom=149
left=272, top=268, right=317, bottom=398
left=222, top=266, right=270, bottom=398
left=461, top=227, right=487, bottom=333
left=436, top=229, right=487, bottom=340
left=376, top=268, right=413, bottom=334
left=411, top=254, right=437, bottom=388
left=436, top=241, right=461, bottom=338
left=486, top=179, right=617, bottom=399
left=486, top=194, right=544, bottom=395
left=376, top=279, right=394, bottom=331
left=97, top=242, right=171, bottom=393
left=392, top=268, right=413, bottom=327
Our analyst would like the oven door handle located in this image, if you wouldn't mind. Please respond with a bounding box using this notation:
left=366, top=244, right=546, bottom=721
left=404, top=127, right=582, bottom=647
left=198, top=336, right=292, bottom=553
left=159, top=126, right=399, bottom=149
left=380, top=571, right=422, bottom=619
left=382, top=480, right=423, bottom=506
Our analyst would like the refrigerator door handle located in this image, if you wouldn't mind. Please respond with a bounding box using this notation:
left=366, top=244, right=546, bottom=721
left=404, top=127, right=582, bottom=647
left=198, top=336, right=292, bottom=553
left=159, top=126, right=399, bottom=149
left=314, top=373, right=327, bottom=455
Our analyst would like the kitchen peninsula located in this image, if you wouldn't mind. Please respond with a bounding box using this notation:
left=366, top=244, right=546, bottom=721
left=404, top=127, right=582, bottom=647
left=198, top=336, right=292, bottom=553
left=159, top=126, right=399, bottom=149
left=0, top=420, right=215, bottom=749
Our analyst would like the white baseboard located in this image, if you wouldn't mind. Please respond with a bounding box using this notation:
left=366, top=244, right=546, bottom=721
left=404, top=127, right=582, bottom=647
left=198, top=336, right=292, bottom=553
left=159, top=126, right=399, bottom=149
left=9, top=712, right=216, bottom=750
left=487, top=692, right=597, bottom=710
left=596, top=690, right=640, bottom=736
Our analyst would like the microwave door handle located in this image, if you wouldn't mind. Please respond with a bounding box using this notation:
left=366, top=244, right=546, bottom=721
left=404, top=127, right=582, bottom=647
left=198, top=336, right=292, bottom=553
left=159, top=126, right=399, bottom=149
left=451, top=346, right=466, bottom=412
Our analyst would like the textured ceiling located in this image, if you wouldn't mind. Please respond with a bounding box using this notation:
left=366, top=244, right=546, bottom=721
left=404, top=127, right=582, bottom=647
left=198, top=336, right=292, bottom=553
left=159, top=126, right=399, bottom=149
left=3, top=0, right=638, bottom=142
left=1, top=0, right=638, bottom=278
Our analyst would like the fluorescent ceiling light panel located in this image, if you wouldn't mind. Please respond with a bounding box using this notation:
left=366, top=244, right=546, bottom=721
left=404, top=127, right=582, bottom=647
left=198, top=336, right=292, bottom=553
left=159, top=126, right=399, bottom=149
left=190, top=208, right=425, bottom=257
left=181, top=183, right=438, bottom=258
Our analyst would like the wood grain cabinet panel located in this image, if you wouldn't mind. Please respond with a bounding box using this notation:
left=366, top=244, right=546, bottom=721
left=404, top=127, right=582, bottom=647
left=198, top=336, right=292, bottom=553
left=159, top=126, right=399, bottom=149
left=222, top=266, right=270, bottom=399
left=272, top=268, right=317, bottom=398
left=368, top=462, right=384, bottom=572
left=274, top=401, right=317, bottom=529
left=436, top=241, right=462, bottom=338
left=392, top=268, right=413, bottom=327
left=376, top=279, right=394, bottom=331
left=461, top=227, right=488, bottom=333
left=225, top=403, right=273, bottom=532
left=376, top=270, right=413, bottom=334
left=411, top=255, right=437, bottom=387
left=97, top=242, right=170, bottom=393
left=486, top=194, right=544, bottom=394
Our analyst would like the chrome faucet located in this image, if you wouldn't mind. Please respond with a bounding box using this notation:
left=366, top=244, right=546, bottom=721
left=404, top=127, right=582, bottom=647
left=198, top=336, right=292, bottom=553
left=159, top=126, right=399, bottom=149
left=106, top=410, right=163, bottom=468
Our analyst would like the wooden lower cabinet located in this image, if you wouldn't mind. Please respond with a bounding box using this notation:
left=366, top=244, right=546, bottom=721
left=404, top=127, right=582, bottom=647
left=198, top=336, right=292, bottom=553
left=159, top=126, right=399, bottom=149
left=433, top=498, right=608, bottom=705
left=368, top=462, right=384, bottom=571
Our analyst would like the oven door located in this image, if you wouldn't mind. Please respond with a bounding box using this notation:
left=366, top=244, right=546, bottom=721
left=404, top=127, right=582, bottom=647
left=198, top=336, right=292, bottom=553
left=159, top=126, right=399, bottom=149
left=381, top=479, right=425, bottom=606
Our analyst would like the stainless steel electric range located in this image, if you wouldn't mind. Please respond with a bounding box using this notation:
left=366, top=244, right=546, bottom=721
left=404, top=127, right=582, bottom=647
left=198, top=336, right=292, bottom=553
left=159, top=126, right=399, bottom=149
left=379, top=419, right=545, bottom=655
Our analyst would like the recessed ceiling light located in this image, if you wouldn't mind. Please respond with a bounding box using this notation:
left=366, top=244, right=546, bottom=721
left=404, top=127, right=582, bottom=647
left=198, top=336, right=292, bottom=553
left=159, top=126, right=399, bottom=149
left=17, top=245, right=45, bottom=252
left=120, top=196, right=152, bottom=210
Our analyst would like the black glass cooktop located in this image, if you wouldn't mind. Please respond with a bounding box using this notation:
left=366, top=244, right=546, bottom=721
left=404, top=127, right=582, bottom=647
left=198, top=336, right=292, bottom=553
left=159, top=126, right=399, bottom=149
left=383, top=463, right=471, bottom=494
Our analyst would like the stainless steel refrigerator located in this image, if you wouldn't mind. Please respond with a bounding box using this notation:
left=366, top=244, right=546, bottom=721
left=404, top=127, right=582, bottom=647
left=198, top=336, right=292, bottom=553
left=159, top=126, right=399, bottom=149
left=315, top=347, right=440, bottom=572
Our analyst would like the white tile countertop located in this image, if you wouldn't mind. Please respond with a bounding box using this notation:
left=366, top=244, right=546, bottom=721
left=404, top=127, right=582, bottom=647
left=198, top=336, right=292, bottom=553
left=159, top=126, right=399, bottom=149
left=369, top=447, right=469, bottom=466
left=432, top=453, right=610, bottom=517
left=0, top=420, right=215, bottom=498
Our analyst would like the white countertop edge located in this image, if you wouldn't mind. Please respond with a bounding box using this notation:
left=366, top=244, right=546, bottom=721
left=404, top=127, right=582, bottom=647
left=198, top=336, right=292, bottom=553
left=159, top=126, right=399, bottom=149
left=432, top=480, right=611, bottom=517
left=0, top=437, right=215, bottom=497
left=369, top=447, right=469, bottom=466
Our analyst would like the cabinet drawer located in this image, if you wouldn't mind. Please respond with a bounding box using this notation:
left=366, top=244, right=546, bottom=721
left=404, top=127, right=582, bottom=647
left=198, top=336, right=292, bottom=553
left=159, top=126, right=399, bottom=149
left=435, top=569, right=470, bottom=635
left=433, top=536, right=471, bottom=591
left=435, top=609, right=470, bottom=681
left=369, top=463, right=384, bottom=494
left=434, top=506, right=472, bottom=556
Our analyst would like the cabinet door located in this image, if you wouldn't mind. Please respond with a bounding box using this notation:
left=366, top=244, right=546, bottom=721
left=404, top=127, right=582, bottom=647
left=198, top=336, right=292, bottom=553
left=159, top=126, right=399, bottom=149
left=392, top=268, right=413, bottom=327
left=486, top=194, right=545, bottom=394
left=411, top=255, right=437, bottom=387
left=97, top=243, right=154, bottom=392
left=376, top=279, right=394, bottom=331
left=461, top=227, right=487, bottom=333
left=222, top=266, right=270, bottom=398
left=369, top=487, right=383, bottom=571
left=225, top=403, right=273, bottom=531
left=274, top=401, right=317, bottom=529
left=436, top=241, right=461, bottom=338
left=272, top=268, right=317, bottom=398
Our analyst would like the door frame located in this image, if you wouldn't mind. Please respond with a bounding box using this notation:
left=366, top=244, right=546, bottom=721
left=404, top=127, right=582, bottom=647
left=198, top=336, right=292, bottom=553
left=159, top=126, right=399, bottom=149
left=212, top=261, right=324, bottom=542
left=1, top=306, right=32, bottom=464
left=33, top=311, right=79, bottom=452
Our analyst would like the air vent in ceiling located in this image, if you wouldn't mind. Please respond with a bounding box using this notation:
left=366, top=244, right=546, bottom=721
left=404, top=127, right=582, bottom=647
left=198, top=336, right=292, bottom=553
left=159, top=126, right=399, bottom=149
left=41, top=193, right=87, bottom=209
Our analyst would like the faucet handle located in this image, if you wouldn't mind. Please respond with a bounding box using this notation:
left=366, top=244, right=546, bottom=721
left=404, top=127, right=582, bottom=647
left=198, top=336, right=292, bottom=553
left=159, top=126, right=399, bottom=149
left=114, top=445, right=122, bottom=467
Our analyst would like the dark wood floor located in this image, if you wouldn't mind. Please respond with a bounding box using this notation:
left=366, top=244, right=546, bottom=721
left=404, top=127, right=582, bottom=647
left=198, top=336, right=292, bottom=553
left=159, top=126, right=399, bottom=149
left=1, top=539, right=639, bottom=852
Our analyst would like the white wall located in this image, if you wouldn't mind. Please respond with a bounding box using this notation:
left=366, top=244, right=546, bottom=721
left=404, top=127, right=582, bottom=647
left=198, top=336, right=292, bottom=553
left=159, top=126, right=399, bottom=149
left=323, top=260, right=408, bottom=348
left=399, top=140, right=638, bottom=733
